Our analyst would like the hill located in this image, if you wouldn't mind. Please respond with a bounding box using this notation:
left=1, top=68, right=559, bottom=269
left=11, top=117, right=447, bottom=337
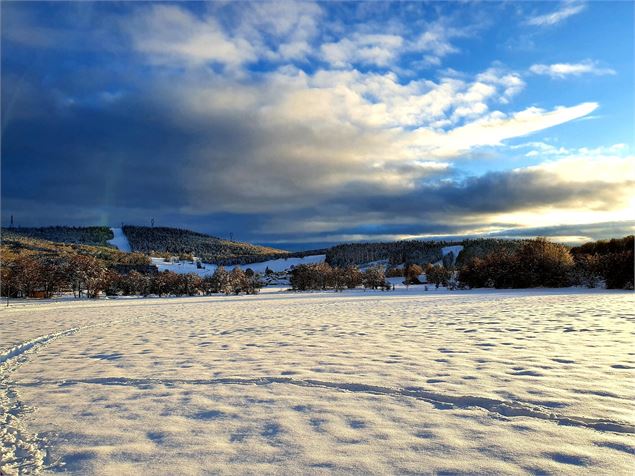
left=122, top=226, right=288, bottom=265
left=1, top=225, right=290, bottom=265
left=324, top=238, right=525, bottom=268
left=325, top=240, right=447, bottom=267
left=4, top=226, right=114, bottom=247
left=4, top=225, right=460, bottom=269
left=0, top=229, right=150, bottom=265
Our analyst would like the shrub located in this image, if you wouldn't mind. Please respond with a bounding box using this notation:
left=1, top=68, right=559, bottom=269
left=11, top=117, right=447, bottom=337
left=425, top=264, right=451, bottom=288
left=571, top=236, right=633, bottom=289
left=404, top=264, right=423, bottom=285
left=458, top=238, right=575, bottom=289
left=362, top=266, right=389, bottom=290
left=290, top=263, right=367, bottom=291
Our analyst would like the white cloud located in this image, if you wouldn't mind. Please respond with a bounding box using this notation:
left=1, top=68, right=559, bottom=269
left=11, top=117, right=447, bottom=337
left=161, top=62, right=601, bottom=214
left=476, top=67, right=525, bottom=103
left=409, top=102, right=598, bottom=158
left=513, top=142, right=629, bottom=159
left=126, top=2, right=325, bottom=69
left=232, top=1, right=324, bottom=61
left=20, top=2, right=603, bottom=217
left=5, top=1, right=633, bottom=242
left=413, top=22, right=462, bottom=64
left=523, top=153, right=635, bottom=184
left=124, top=3, right=472, bottom=75
left=526, top=1, right=586, bottom=27
left=529, top=60, right=616, bottom=78
left=490, top=146, right=635, bottom=230
left=319, top=20, right=467, bottom=69
left=320, top=34, right=404, bottom=68
left=126, top=5, right=256, bottom=70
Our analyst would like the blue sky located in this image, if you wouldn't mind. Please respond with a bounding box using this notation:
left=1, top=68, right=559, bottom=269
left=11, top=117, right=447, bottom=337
left=1, top=1, right=633, bottom=249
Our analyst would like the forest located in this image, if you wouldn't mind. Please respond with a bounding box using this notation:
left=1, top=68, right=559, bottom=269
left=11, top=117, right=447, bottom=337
left=5, top=226, right=115, bottom=247
left=0, top=232, right=264, bottom=298
left=325, top=240, right=445, bottom=267
left=1, top=232, right=151, bottom=298
left=289, top=263, right=390, bottom=291
left=122, top=226, right=288, bottom=265
left=455, top=239, right=525, bottom=267
left=324, top=238, right=526, bottom=268
left=2, top=225, right=293, bottom=265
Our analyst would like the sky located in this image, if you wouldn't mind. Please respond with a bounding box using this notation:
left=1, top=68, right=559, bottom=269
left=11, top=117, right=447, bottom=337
left=1, top=1, right=633, bottom=250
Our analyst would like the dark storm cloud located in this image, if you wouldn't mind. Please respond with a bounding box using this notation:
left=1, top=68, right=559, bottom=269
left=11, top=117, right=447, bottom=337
left=2, top=85, right=188, bottom=209
left=1, top=67, right=401, bottom=219
left=340, top=168, right=629, bottom=217
left=251, top=167, right=633, bottom=245
left=295, top=169, right=629, bottom=226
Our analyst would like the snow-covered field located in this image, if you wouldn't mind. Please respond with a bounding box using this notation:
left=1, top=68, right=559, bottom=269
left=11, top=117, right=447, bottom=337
left=151, top=254, right=326, bottom=276
left=1, top=289, right=634, bottom=475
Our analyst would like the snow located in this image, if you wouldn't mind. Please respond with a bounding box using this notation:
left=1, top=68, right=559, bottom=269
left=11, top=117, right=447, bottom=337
left=243, top=254, right=325, bottom=273
left=358, top=259, right=391, bottom=271
left=441, top=245, right=463, bottom=258
left=439, top=245, right=463, bottom=266
left=1, top=289, right=634, bottom=474
left=150, top=254, right=326, bottom=276
left=106, top=227, right=131, bottom=253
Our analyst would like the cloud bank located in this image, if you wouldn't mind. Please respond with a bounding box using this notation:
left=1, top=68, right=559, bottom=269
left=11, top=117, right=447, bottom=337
left=1, top=1, right=632, bottom=247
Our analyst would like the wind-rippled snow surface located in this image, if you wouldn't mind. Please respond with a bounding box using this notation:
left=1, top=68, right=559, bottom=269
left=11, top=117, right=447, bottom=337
left=1, top=290, right=634, bottom=475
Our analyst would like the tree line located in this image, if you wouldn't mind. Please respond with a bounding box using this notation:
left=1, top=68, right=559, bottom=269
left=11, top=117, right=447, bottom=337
left=400, top=263, right=453, bottom=287
left=458, top=236, right=633, bottom=290
left=290, top=263, right=391, bottom=291
left=325, top=240, right=446, bottom=268
left=1, top=252, right=261, bottom=299
left=3, top=226, right=115, bottom=247
left=105, top=266, right=261, bottom=297
left=454, top=238, right=524, bottom=267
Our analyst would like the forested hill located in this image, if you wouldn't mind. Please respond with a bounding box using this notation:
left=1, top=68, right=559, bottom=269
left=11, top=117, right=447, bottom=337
left=326, top=240, right=445, bottom=267
left=0, top=229, right=150, bottom=265
left=3, top=226, right=114, bottom=247
left=325, top=238, right=528, bottom=268
left=1, top=225, right=290, bottom=265
left=122, top=226, right=288, bottom=265
left=0, top=226, right=543, bottom=268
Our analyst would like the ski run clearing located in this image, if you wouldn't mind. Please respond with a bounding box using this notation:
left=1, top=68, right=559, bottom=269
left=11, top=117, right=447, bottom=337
left=1, top=288, right=634, bottom=475
left=106, top=228, right=132, bottom=253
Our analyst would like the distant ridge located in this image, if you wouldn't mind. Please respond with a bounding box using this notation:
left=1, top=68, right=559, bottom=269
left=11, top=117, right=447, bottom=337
left=4, top=225, right=632, bottom=273
left=323, top=238, right=522, bottom=268
left=1, top=225, right=290, bottom=266
left=0, top=226, right=550, bottom=269
left=2, top=226, right=114, bottom=247
left=122, top=225, right=288, bottom=265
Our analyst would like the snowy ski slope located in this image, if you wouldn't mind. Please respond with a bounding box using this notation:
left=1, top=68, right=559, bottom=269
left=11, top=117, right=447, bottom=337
left=106, top=228, right=132, bottom=253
